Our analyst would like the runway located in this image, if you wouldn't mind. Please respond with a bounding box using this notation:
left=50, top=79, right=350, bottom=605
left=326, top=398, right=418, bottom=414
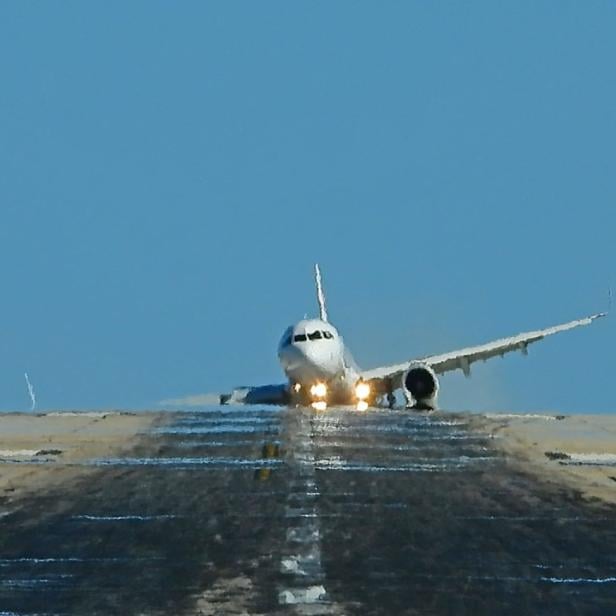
left=0, top=407, right=615, bottom=615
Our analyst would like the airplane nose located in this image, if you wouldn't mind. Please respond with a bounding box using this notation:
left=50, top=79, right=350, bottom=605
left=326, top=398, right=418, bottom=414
left=302, top=343, right=319, bottom=361
left=280, top=340, right=337, bottom=381
left=303, top=343, right=335, bottom=371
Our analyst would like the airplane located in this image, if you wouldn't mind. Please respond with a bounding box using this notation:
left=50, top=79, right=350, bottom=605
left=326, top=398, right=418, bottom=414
left=220, top=265, right=606, bottom=410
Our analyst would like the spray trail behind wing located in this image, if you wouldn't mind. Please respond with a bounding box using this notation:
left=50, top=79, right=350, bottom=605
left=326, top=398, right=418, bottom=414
left=24, top=372, right=36, bottom=411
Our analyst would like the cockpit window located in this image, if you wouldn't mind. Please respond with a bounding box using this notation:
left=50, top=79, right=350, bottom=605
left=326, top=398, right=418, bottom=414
left=292, top=331, right=333, bottom=343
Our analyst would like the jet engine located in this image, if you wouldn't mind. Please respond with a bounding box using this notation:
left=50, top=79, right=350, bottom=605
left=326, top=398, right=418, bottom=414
left=402, top=363, right=439, bottom=410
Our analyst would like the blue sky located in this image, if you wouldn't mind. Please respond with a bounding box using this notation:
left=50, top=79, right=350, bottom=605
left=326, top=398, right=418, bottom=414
left=0, top=2, right=614, bottom=412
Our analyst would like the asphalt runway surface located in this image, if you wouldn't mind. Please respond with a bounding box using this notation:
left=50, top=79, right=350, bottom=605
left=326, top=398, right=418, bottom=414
left=1, top=407, right=616, bottom=615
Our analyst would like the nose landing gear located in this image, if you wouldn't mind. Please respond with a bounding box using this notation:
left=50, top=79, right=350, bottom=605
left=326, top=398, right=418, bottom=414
left=385, top=378, right=395, bottom=409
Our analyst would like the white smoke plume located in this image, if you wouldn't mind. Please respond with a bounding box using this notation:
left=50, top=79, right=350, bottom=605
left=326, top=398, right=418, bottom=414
left=24, top=372, right=36, bottom=411
left=159, top=393, right=221, bottom=407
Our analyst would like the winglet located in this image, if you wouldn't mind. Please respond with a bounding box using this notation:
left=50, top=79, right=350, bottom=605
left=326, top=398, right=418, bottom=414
left=315, top=264, right=328, bottom=322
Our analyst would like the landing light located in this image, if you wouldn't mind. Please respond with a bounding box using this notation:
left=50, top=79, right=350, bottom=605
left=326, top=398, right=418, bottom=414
left=355, top=381, right=371, bottom=401
left=356, top=401, right=368, bottom=412
left=293, top=383, right=302, bottom=393
left=310, top=382, right=327, bottom=399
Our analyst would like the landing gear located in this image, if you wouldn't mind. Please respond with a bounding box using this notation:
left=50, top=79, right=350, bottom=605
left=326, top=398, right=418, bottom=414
left=385, top=378, right=395, bottom=410
left=409, top=401, right=435, bottom=412
left=289, top=383, right=311, bottom=407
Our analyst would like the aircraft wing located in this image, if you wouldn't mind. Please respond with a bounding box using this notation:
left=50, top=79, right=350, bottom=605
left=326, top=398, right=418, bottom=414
left=360, top=313, right=606, bottom=388
left=160, top=384, right=289, bottom=407
left=220, top=383, right=289, bottom=406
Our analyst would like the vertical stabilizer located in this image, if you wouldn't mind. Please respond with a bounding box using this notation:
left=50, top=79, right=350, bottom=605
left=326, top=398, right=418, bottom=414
left=315, top=264, right=328, bottom=322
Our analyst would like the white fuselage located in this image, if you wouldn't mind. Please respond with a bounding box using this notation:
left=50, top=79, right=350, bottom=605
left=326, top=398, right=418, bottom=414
left=277, top=318, right=360, bottom=401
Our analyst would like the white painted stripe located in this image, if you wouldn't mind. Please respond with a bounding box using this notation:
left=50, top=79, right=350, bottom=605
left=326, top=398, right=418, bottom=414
left=0, top=556, right=163, bottom=564
left=279, top=410, right=334, bottom=610
left=541, top=576, right=616, bottom=584
left=89, top=456, right=283, bottom=467
left=561, top=453, right=616, bottom=465
left=72, top=514, right=178, bottom=521
left=484, top=413, right=559, bottom=420
left=279, top=585, right=327, bottom=605
left=0, top=450, right=41, bottom=457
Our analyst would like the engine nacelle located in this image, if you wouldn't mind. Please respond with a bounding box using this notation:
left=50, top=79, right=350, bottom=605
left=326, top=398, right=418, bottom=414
left=402, top=363, right=439, bottom=410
